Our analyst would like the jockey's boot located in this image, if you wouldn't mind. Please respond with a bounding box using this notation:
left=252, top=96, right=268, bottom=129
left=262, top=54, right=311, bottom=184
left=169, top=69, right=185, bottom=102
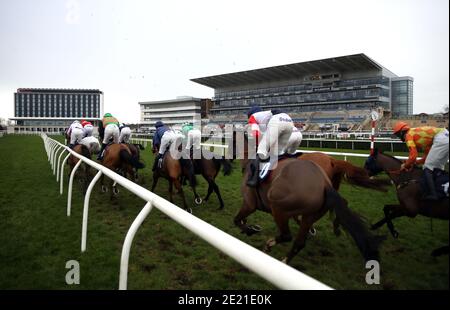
left=152, top=153, right=162, bottom=171
left=246, top=155, right=267, bottom=187
left=423, top=168, right=439, bottom=201
left=97, top=143, right=107, bottom=161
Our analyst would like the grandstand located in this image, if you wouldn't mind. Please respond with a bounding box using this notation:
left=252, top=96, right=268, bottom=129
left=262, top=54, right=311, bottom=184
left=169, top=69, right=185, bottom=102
left=191, top=54, right=413, bottom=130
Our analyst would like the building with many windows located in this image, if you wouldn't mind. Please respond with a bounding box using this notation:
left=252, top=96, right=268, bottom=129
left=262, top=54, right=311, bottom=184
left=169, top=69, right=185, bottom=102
left=138, top=97, right=211, bottom=132
left=191, top=53, right=413, bottom=127
left=10, top=88, right=103, bottom=133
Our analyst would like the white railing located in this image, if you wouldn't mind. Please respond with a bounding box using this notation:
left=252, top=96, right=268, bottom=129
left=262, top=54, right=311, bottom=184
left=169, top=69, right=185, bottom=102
left=41, top=134, right=332, bottom=290
left=127, top=136, right=413, bottom=162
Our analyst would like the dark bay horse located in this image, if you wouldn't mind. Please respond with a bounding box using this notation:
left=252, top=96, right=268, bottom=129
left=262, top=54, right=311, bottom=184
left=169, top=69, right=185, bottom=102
left=100, top=143, right=145, bottom=199
left=364, top=150, right=449, bottom=256
left=125, top=143, right=145, bottom=181
left=68, top=144, right=92, bottom=193
left=151, top=147, right=195, bottom=214
left=181, top=148, right=233, bottom=210
left=243, top=156, right=383, bottom=264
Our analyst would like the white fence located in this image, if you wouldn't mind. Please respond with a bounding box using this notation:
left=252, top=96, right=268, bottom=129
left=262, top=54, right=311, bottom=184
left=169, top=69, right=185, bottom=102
left=41, top=134, right=332, bottom=290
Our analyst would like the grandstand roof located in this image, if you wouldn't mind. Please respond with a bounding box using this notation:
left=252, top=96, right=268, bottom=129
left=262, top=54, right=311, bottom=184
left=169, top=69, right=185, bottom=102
left=16, top=88, right=103, bottom=94
left=191, top=53, right=389, bottom=89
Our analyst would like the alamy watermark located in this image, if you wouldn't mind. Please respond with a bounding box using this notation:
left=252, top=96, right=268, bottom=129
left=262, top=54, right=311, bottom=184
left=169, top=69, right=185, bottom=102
left=65, top=260, right=80, bottom=285
left=365, top=260, right=380, bottom=285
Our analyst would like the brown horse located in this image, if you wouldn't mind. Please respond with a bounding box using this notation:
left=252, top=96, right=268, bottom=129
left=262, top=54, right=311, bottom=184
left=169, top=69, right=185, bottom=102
left=181, top=148, right=233, bottom=210
left=151, top=147, right=194, bottom=214
left=364, top=150, right=449, bottom=256
left=68, top=144, right=92, bottom=193
left=230, top=130, right=389, bottom=235
left=299, top=152, right=390, bottom=192
left=242, top=155, right=383, bottom=264
left=100, top=143, right=145, bottom=199
left=124, top=143, right=145, bottom=182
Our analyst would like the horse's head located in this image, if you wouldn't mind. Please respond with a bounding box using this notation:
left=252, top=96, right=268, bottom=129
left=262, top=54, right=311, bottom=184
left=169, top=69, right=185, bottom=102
left=364, top=149, right=384, bottom=177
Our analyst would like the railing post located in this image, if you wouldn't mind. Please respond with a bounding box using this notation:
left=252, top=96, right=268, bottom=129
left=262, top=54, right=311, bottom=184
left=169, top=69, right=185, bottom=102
left=56, top=148, right=67, bottom=182
left=67, top=159, right=83, bottom=216
left=60, top=153, right=71, bottom=195
left=53, top=146, right=64, bottom=176
left=81, top=170, right=103, bottom=252
left=119, top=201, right=154, bottom=290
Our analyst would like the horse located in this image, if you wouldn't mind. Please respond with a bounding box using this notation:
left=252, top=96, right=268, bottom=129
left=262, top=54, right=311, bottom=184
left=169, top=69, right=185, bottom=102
left=67, top=144, right=92, bottom=193
left=124, top=143, right=145, bottom=182
left=181, top=148, right=233, bottom=210
left=151, top=146, right=195, bottom=214
left=299, top=152, right=391, bottom=192
left=241, top=151, right=383, bottom=264
left=364, top=150, right=449, bottom=256
left=100, top=143, right=145, bottom=199
left=230, top=129, right=389, bottom=235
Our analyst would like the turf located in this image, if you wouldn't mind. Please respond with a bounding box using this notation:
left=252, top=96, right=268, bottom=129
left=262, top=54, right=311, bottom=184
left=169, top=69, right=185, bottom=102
left=0, top=135, right=448, bottom=290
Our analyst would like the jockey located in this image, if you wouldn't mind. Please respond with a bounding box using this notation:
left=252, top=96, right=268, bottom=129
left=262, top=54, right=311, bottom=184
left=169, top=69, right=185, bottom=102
left=393, top=121, right=449, bottom=201
left=286, top=125, right=303, bottom=155
left=246, top=107, right=294, bottom=187
left=68, top=120, right=84, bottom=149
left=119, top=123, right=132, bottom=144
left=97, top=113, right=120, bottom=160
left=81, top=120, right=94, bottom=137
left=152, top=121, right=170, bottom=171
left=182, top=122, right=202, bottom=153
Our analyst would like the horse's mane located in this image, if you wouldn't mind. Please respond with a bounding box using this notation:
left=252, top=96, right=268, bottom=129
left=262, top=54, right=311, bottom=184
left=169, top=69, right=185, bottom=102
left=376, top=150, right=403, bottom=164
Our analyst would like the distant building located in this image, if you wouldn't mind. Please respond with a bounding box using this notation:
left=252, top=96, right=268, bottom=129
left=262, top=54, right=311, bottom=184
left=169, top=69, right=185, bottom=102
left=191, top=53, right=414, bottom=126
left=138, top=97, right=211, bottom=132
left=10, top=88, right=103, bottom=133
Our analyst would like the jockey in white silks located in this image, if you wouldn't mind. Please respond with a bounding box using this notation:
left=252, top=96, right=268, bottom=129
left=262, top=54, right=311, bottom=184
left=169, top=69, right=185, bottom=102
left=79, top=136, right=101, bottom=154
left=68, top=120, right=84, bottom=149
left=81, top=120, right=94, bottom=137
left=119, top=123, right=132, bottom=144
left=152, top=121, right=183, bottom=171
left=285, top=126, right=303, bottom=155
left=246, top=106, right=294, bottom=187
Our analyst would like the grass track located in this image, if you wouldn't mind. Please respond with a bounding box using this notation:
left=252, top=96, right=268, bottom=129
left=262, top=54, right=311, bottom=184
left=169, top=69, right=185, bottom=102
left=0, top=135, right=448, bottom=290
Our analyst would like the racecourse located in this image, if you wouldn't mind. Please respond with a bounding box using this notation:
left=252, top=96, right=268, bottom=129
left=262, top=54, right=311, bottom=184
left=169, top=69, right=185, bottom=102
left=0, top=135, right=448, bottom=289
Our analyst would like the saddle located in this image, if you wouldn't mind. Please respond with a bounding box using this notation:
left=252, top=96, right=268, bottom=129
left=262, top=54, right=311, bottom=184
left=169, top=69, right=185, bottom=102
left=420, top=169, right=449, bottom=200
left=258, top=154, right=294, bottom=183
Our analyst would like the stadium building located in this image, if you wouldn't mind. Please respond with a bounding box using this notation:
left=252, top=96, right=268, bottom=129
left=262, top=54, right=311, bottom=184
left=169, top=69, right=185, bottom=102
left=10, top=88, right=103, bottom=133
left=139, top=97, right=212, bottom=132
left=191, top=53, right=413, bottom=130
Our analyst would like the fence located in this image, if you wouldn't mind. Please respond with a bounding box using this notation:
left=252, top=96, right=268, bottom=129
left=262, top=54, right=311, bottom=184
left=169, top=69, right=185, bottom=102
left=41, top=133, right=332, bottom=290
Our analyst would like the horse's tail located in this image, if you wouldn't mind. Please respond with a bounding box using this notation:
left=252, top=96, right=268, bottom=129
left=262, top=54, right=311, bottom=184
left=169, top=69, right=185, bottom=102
left=326, top=188, right=384, bottom=261
left=119, top=149, right=145, bottom=169
left=221, top=158, right=232, bottom=176
left=80, top=145, right=91, bottom=160
left=184, top=159, right=197, bottom=188
left=134, top=143, right=145, bottom=150
left=332, top=159, right=390, bottom=192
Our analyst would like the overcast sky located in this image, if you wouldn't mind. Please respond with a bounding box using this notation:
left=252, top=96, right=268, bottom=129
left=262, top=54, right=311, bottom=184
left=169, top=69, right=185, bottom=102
left=0, top=0, right=448, bottom=123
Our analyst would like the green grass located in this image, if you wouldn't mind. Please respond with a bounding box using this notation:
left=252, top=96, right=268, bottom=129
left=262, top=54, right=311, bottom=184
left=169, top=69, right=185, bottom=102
left=0, top=135, right=448, bottom=290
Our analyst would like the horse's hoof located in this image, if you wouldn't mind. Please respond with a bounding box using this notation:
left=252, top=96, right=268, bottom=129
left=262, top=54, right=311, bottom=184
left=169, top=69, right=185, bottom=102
left=392, top=231, right=399, bottom=239
left=194, top=197, right=203, bottom=205
left=113, top=187, right=119, bottom=195
left=309, top=228, right=317, bottom=236
left=264, top=238, right=276, bottom=252
left=101, top=185, right=108, bottom=193
left=186, top=208, right=193, bottom=214
left=281, top=257, right=288, bottom=264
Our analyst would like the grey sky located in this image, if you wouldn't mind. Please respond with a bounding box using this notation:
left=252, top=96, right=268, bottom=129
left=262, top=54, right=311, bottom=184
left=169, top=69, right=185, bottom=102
left=0, top=0, right=448, bottom=123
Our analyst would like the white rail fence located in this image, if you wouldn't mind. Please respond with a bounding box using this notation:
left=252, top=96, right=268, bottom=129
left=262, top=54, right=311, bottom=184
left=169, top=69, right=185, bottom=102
left=128, top=136, right=414, bottom=162
left=41, top=134, right=332, bottom=290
